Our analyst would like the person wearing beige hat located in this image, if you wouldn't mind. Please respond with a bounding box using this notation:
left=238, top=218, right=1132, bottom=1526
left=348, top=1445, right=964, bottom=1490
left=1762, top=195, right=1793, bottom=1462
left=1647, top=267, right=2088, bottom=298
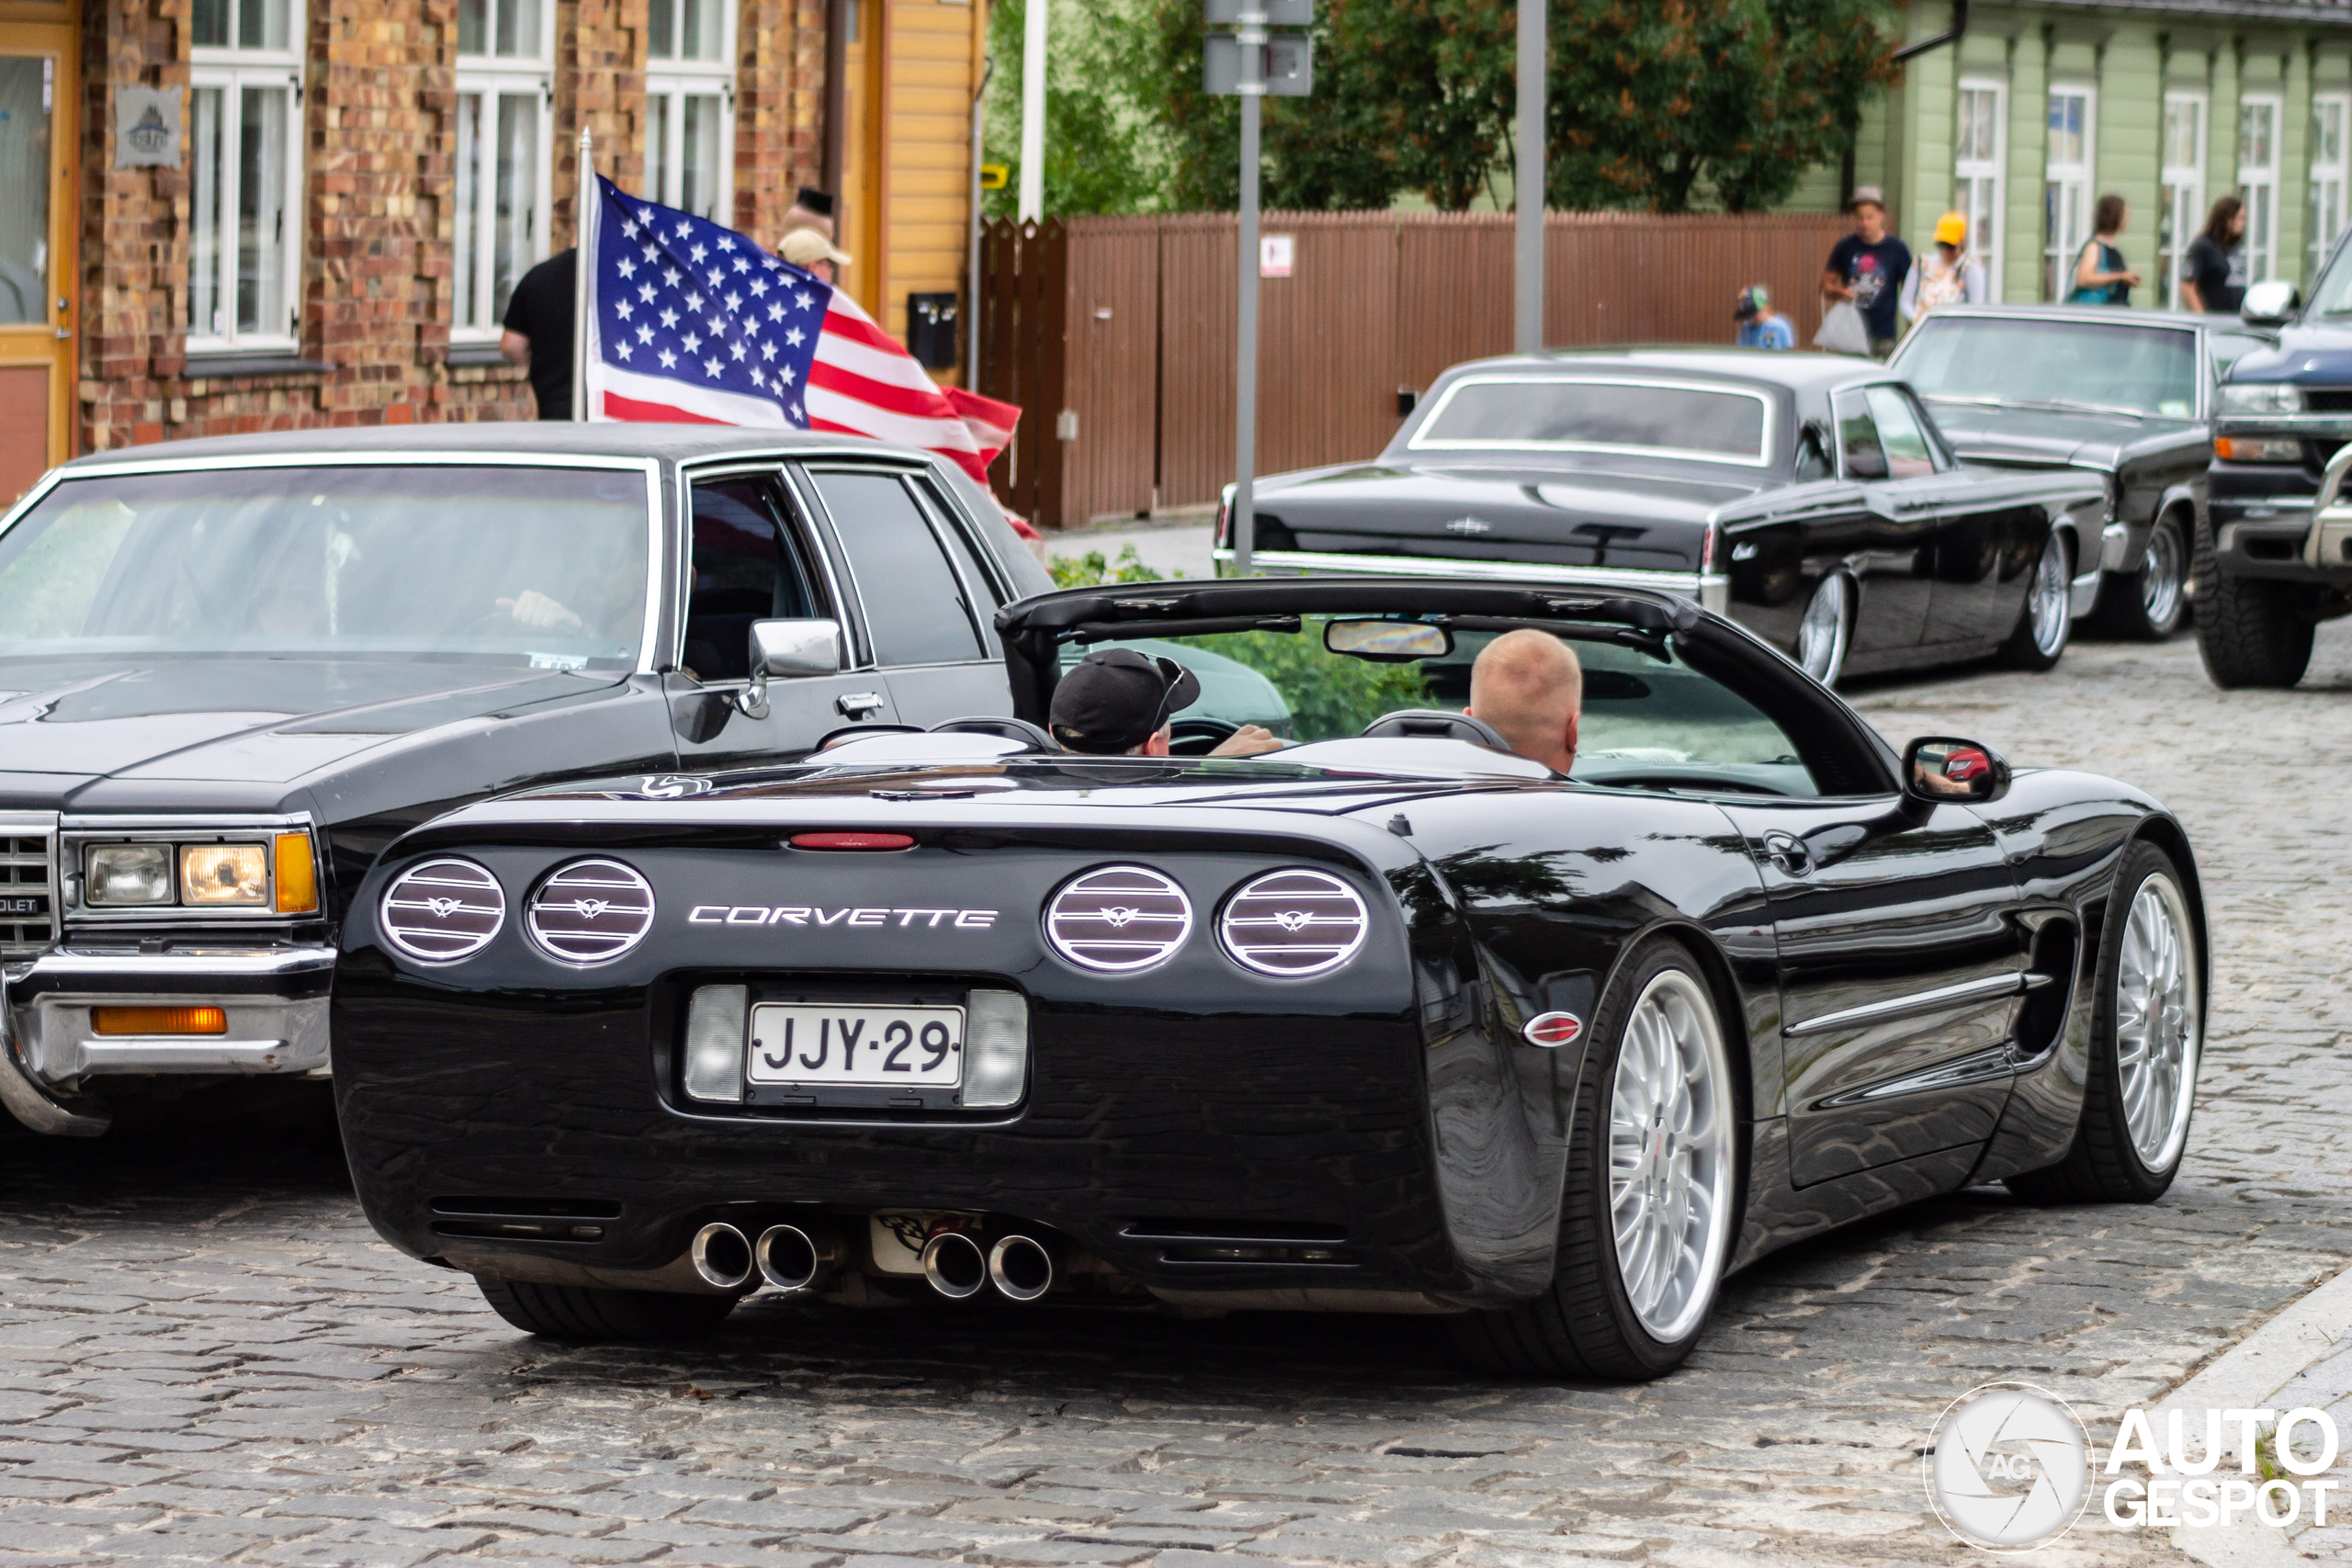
left=780, top=227, right=852, bottom=287
left=1900, top=209, right=1986, bottom=327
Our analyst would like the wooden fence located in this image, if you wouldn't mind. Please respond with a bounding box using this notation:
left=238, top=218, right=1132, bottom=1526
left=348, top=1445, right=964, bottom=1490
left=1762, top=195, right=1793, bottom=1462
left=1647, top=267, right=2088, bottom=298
left=979, top=209, right=1857, bottom=532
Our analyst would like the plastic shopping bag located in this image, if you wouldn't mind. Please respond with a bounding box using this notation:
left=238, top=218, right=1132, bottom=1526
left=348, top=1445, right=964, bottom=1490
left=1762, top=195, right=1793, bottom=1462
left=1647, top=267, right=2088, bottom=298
left=1815, top=299, right=1870, bottom=355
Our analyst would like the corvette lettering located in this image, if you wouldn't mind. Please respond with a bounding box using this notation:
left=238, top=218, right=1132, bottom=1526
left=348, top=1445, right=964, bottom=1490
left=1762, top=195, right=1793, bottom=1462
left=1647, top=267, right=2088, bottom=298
left=687, top=905, right=999, bottom=930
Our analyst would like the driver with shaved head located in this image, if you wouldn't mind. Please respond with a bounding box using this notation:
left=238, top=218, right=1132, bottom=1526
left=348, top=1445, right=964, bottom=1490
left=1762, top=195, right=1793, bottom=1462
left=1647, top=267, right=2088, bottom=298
left=1465, top=627, right=1583, bottom=775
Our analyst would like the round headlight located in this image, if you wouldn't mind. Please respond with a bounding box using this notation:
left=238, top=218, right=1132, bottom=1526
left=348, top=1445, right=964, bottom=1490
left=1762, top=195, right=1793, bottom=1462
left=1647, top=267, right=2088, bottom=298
left=526, top=858, right=657, bottom=965
left=379, top=858, right=506, bottom=964
left=1045, top=865, right=1193, bottom=972
left=1219, top=868, right=1368, bottom=978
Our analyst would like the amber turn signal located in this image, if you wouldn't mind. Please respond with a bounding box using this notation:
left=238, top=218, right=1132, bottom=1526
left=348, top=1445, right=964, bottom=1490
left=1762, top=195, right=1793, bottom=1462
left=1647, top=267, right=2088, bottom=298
left=93, top=1007, right=228, bottom=1036
left=275, top=832, right=320, bottom=914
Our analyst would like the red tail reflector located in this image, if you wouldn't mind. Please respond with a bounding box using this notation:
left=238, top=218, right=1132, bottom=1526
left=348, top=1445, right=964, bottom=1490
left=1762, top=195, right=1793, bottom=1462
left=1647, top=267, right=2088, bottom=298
left=789, top=832, right=916, bottom=852
left=1522, top=1011, right=1583, bottom=1048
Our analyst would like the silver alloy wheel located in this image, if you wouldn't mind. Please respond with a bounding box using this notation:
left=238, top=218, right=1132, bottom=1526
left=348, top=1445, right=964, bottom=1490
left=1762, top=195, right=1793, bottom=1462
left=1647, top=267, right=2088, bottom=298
left=2140, top=519, right=2186, bottom=633
left=1607, top=968, right=1736, bottom=1343
left=1796, top=573, right=1850, bottom=686
left=2116, top=871, right=2200, bottom=1172
left=2029, top=534, right=2072, bottom=658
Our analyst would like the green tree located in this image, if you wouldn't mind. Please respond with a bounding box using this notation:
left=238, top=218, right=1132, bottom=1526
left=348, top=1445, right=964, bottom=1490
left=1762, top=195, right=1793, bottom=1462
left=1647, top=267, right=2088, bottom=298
left=984, top=0, right=1163, bottom=219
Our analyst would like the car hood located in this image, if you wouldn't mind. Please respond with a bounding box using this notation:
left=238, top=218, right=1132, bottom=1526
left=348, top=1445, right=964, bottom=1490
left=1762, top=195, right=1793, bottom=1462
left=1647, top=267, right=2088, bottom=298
left=0, top=658, right=628, bottom=790
left=1920, top=403, right=2179, bottom=469
left=2225, top=327, right=2352, bottom=382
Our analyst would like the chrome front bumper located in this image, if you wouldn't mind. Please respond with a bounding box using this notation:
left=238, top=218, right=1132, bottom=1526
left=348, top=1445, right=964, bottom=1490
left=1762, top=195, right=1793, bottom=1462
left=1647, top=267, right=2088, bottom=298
left=1, top=945, right=335, bottom=1134
left=1211, top=547, right=1733, bottom=615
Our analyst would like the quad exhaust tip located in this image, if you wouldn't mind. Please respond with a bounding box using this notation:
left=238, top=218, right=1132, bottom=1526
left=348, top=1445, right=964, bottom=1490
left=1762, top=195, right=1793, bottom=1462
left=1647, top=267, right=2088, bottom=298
left=690, top=1222, right=753, bottom=1290
left=921, top=1230, right=989, bottom=1299
left=754, top=1224, right=840, bottom=1294
left=989, top=1235, right=1057, bottom=1302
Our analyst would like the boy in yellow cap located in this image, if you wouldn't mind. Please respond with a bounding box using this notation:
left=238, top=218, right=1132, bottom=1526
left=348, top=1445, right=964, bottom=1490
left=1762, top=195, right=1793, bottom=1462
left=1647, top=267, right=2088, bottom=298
left=1901, top=210, right=1985, bottom=326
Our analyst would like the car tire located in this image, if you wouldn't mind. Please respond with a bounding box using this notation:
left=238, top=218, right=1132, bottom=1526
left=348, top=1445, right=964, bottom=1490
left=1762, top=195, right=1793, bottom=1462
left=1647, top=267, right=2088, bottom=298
left=1451, top=941, right=1740, bottom=1382
left=2192, top=514, right=2315, bottom=688
left=1996, top=530, right=2074, bottom=671
left=2006, top=841, right=2202, bottom=1206
left=1792, top=572, right=1852, bottom=688
left=475, top=1278, right=740, bottom=1342
left=2090, top=511, right=2189, bottom=640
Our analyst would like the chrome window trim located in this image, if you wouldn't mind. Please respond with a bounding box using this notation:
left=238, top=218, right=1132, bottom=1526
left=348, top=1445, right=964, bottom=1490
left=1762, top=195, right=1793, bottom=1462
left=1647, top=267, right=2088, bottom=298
left=0, top=452, right=668, bottom=677
left=1407, top=374, right=1779, bottom=469
left=901, top=471, right=1003, bottom=654
left=672, top=459, right=867, bottom=681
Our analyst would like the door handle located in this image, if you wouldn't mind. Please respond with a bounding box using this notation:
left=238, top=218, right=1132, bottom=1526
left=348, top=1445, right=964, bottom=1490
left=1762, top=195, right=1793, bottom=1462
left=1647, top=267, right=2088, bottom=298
left=835, top=691, right=886, bottom=717
left=1762, top=831, right=1814, bottom=876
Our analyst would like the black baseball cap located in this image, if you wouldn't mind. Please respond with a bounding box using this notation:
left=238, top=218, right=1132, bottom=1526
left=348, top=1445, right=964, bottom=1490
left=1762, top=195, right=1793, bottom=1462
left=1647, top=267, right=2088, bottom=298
left=794, top=186, right=835, bottom=218
left=1049, top=648, right=1201, bottom=754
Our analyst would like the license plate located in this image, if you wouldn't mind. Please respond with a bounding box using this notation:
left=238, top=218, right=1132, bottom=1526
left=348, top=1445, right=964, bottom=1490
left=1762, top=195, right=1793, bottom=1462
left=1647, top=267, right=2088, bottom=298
left=746, top=1003, right=964, bottom=1089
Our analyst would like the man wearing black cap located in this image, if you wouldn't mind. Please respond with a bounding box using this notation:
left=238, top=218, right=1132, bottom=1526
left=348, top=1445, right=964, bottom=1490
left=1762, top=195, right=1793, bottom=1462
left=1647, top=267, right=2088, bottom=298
left=1049, top=648, right=1281, bottom=757
left=784, top=186, right=836, bottom=243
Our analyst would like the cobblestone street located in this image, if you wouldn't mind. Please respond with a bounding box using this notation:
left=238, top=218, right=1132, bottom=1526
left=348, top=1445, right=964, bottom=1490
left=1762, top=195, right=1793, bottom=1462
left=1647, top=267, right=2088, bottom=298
left=2, top=625, right=2348, bottom=1568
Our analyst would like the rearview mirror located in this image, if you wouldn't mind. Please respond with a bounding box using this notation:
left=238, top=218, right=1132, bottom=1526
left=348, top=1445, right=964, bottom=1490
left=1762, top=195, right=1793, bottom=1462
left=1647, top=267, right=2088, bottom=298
left=1903, top=736, right=2011, bottom=805
left=1323, top=618, right=1452, bottom=661
left=2242, top=278, right=2301, bottom=327
left=737, top=618, right=842, bottom=717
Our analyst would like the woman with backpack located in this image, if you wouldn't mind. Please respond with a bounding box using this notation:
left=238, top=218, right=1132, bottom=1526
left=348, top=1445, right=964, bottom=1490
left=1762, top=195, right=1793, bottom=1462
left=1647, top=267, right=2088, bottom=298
left=1900, top=210, right=1987, bottom=327
left=2068, top=195, right=2141, bottom=305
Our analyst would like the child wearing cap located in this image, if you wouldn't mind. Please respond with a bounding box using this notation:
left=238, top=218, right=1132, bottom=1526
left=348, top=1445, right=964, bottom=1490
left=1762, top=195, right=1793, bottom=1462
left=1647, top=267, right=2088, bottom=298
left=1735, top=286, right=1793, bottom=350
left=1900, top=211, right=1987, bottom=326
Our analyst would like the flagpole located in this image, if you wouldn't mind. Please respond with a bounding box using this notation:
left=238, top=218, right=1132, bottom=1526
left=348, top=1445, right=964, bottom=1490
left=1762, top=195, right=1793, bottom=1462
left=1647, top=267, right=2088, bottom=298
left=572, top=128, right=593, bottom=423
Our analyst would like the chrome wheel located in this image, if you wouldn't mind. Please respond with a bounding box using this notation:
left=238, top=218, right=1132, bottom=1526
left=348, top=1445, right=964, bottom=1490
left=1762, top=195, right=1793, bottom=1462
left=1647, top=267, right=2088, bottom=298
left=2140, top=519, right=2186, bottom=634
left=1796, top=574, right=1850, bottom=686
left=2029, top=535, right=2072, bottom=658
left=1607, top=969, right=1736, bottom=1343
left=2117, top=872, right=2199, bottom=1171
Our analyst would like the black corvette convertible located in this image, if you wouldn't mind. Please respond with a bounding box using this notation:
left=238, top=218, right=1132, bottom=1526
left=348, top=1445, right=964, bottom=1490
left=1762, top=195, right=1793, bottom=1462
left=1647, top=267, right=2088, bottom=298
left=334, top=578, right=2206, bottom=1380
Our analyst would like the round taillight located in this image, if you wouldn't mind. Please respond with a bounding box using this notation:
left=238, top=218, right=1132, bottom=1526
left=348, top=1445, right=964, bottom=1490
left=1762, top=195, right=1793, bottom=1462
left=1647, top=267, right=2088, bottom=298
left=1044, top=865, right=1193, bottom=973
left=379, top=858, right=505, bottom=964
left=526, top=859, right=657, bottom=965
left=1218, top=868, right=1369, bottom=978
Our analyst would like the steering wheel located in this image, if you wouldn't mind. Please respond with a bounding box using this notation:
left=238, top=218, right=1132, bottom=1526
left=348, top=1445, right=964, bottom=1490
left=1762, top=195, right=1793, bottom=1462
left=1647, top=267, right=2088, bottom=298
left=929, top=716, right=1058, bottom=751
left=1167, top=717, right=1239, bottom=757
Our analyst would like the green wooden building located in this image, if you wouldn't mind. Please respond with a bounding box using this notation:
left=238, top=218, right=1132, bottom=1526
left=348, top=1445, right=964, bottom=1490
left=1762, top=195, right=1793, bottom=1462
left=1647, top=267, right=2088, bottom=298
left=1787, top=0, right=2352, bottom=306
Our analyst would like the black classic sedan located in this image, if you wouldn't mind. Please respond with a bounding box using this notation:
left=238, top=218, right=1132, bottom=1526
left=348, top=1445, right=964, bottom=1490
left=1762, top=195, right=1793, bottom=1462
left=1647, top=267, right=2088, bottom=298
left=1889, top=303, right=2274, bottom=640
left=1215, top=350, right=2108, bottom=687
left=0, top=425, right=1048, bottom=1136
left=334, top=577, right=2206, bottom=1381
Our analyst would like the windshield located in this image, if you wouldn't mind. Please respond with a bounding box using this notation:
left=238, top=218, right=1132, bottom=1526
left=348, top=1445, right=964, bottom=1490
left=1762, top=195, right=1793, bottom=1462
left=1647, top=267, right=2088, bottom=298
left=2311, top=242, right=2352, bottom=315
left=1897, top=316, right=2199, bottom=417
left=0, top=465, right=650, bottom=669
left=1069, top=615, right=1818, bottom=796
left=1409, top=377, right=1771, bottom=464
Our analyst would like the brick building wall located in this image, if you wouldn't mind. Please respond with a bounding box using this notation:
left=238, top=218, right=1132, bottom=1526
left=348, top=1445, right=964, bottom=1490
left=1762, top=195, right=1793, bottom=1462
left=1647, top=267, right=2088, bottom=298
left=75, top=0, right=830, bottom=451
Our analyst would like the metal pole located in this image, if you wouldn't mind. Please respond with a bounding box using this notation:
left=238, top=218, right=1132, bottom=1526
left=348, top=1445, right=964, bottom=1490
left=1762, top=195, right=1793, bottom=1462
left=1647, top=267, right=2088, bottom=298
left=1018, top=0, right=1047, bottom=223
left=1233, top=12, right=1264, bottom=577
left=572, top=128, right=593, bottom=422
left=1514, top=0, right=1544, bottom=353
left=967, top=57, right=994, bottom=383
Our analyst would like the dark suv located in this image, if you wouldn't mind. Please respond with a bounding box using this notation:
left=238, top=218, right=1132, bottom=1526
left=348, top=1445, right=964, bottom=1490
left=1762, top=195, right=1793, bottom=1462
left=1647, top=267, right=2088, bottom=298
left=2205, top=262, right=2352, bottom=685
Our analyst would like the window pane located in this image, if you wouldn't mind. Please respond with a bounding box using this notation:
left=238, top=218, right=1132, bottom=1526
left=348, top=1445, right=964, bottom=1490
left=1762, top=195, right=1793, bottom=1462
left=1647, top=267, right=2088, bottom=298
left=685, top=479, right=820, bottom=680
left=510, top=0, right=540, bottom=56
left=682, top=93, right=723, bottom=220
left=454, top=92, right=481, bottom=329
left=493, top=0, right=519, bottom=55
left=1903, top=317, right=2200, bottom=419
left=493, top=92, right=537, bottom=321
left=1863, top=387, right=1936, bottom=478
left=1415, top=379, right=1768, bottom=460
left=2244, top=104, right=2274, bottom=167
left=650, top=0, right=675, bottom=59
left=236, top=85, right=288, bottom=336
left=193, top=0, right=230, bottom=48
left=0, top=57, right=51, bottom=326
left=648, top=92, right=672, bottom=206
left=458, top=0, right=486, bottom=53
left=190, top=87, right=223, bottom=337
left=1833, top=392, right=1887, bottom=481
left=240, top=0, right=288, bottom=51
left=684, top=0, right=724, bottom=61
left=812, top=470, right=985, bottom=666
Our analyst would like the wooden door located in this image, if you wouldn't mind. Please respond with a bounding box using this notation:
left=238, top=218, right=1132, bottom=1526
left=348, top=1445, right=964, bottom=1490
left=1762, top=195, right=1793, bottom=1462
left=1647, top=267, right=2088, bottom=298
left=0, top=9, right=75, bottom=503
left=836, top=0, right=886, bottom=317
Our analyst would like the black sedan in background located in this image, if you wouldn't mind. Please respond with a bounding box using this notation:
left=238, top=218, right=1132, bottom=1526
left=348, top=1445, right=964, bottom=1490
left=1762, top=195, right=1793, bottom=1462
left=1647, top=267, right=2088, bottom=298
left=1889, top=304, right=2274, bottom=640
left=1216, top=350, right=2108, bottom=688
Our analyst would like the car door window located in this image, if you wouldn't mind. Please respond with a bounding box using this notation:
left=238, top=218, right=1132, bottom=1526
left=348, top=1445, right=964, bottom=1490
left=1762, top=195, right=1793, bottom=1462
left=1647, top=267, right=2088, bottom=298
left=1863, top=386, right=1939, bottom=478
left=807, top=468, right=986, bottom=666
left=1793, top=423, right=1836, bottom=480
left=1833, top=390, right=1890, bottom=480
left=684, top=476, right=824, bottom=682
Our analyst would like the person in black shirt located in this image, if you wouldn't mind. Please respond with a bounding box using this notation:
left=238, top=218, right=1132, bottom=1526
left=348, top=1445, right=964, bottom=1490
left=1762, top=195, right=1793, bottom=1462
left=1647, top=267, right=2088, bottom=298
left=499, top=248, right=577, bottom=420
left=2182, top=195, right=2249, bottom=314
left=1822, top=186, right=1912, bottom=359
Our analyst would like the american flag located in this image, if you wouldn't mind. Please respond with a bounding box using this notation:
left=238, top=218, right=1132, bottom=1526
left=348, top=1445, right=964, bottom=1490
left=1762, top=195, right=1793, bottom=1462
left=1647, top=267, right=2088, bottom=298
left=580, top=175, right=1020, bottom=491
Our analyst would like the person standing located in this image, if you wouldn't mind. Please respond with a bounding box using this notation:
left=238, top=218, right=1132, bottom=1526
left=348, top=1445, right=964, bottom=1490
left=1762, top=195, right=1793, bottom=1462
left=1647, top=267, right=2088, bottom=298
left=1734, top=285, right=1793, bottom=349
left=784, top=186, right=836, bottom=242
left=499, top=247, right=576, bottom=421
left=2069, top=195, right=2141, bottom=305
left=2182, top=195, right=2250, bottom=313
left=1900, top=210, right=1987, bottom=326
left=1822, top=186, right=1912, bottom=359
left=780, top=228, right=852, bottom=288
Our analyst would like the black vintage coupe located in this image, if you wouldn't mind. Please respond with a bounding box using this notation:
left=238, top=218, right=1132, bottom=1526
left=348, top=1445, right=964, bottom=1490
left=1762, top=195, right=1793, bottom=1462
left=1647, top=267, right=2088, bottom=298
left=1218, top=350, right=2109, bottom=688
left=334, top=577, right=2206, bottom=1381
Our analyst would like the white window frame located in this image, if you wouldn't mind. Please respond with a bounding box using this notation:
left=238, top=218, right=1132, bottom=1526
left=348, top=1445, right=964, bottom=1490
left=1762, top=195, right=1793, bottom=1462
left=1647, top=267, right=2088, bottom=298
left=454, top=0, right=556, bottom=344
left=2160, top=90, right=2208, bottom=310
left=188, top=4, right=305, bottom=354
left=645, top=0, right=737, bottom=224
left=2311, top=92, right=2349, bottom=282
left=2240, top=91, right=2283, bottom=285
left=1954, top=78, right=2007, bottom=300
left=2045, top=85, right=2095, bottom=301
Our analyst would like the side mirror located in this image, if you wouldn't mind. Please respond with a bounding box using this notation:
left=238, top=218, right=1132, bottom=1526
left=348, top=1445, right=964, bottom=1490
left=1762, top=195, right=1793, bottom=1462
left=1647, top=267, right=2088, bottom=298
left=737, top=618, right=842, bottom=718
left=2242, top=279, right=2301, bottom=327
left=1903, top=736, right=2011, bottom=806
